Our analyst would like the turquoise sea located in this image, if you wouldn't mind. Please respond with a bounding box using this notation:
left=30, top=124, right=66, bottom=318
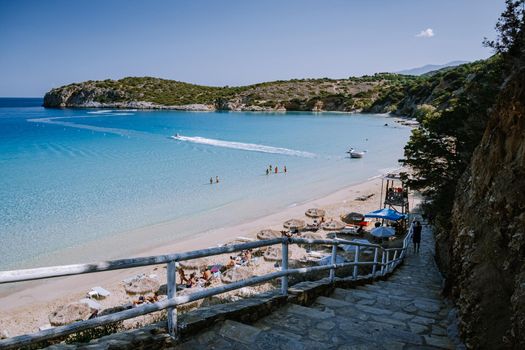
left=0, top=98, right=411, bottom=269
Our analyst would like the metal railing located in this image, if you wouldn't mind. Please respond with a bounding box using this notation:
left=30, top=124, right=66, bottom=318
left=0, top=226, right=413, bottom=349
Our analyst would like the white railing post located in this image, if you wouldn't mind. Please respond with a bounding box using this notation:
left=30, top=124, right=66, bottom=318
left=281, top=238, right=289, bottom=295
left=329, top=244, right=337, bottom=282
left=372, top=247, right=378, bottom=278
left=167, top=260, right=177, bottom=339
left=392, top=250, right=398, bottom=271
left=380, top=251, right=385, bottom=275
left=353, top=246, right=360, bottom=279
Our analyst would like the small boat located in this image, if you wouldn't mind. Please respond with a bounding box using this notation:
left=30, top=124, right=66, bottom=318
left=347, top=148, right=365, bottom=158
left=171, top=133, right=182, bottom=140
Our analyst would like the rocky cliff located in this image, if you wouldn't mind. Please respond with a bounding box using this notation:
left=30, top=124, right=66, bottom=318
left=42, top=75, right=415, bottom=112
left=435, top=61, right=525, bottom=348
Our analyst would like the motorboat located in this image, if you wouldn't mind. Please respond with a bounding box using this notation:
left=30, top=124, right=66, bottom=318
left=171, top=133, right=182, bottom=140
left=347, top=148, right=365, bottom=158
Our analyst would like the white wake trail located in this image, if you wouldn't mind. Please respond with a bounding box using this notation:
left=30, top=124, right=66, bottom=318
left=172, top=135, right=316, bottom=158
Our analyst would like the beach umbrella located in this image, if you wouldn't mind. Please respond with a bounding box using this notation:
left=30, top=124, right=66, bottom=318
left=370, top=226, right=395, bottom=238
left=221, top=267, right=254, bottom=284
left=49, top=302, right=92, bottom=326
left=321, top=219, right=345, bottom=231
left=364, top=208, right=406, bottom=221
left=263, top=245, right=282, bottom=261
left=341, top=239, right=371, bottom=252
left=283, top=219, right=306, bottom=230
left=301, top=232, right=323, bottom=241
left=257, top=229, right=282, bottom=240
left=123, top=275, right=160, bottom=295
left=341, top=212, right=365, bottom=224
left=305, top=208, right=326, bottom=218
left=317, top=255, right=346, bottom=266
left=179, top=257, right=212, bottom=270
left=210, top=264, right=222, bottom=273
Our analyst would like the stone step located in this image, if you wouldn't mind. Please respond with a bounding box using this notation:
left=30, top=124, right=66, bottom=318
left=176, top=318, right=329, bottom=349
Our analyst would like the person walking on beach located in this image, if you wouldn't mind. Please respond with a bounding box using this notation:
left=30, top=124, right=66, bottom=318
left=275, top=166, right=278, bottom=173
left=284, top=165, right=287, bottom=173
left=412, top=221, right=422, bottom=253
left=266, top=168, right=269, bottom=176
left=210, top=177, right=213, bottom=185
left=215, top=176, right=219, bottom=184
left=269, top=165, right=272, bottom=172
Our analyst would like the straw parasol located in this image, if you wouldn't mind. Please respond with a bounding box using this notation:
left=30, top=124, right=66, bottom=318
left=257, top=229, right=282, bottom=240
left=179, top=257, right=212, bottom=270
left=221, top=267, right=254, bottom=283
left=263, top=245, right=282, bottom=261
left=123, top=275, right=160, bottom=295
left=49, top=302, right=92, bottom=326
left=321, top=219, right=345, bottom=231
left=341, top=212, right=365, bottom=225
left=283, top=219, right=306, bottom=230
left=305, top=208, right=326, bottom=218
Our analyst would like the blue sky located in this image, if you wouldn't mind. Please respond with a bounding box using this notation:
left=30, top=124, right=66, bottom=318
left=0, top=0, right=505, bottom=96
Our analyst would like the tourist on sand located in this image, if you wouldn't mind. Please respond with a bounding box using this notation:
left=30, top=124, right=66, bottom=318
left=226, top=256, right=236, bottom=269
left=178, top=268, right=189, bottom=285
left=201, top=267, right=212, bottom=281
left=210, top=177, right=213, bottom=185
left=284, top=165, right=287, bottom=173
left=275, top=166, right=278, bottom=173
left=413, top=221, right=422, bottom=253
left=186, top=272, right=197, bottom=288
left=216, top=176, right=219, bottom=183
left=266, top=168, right=269, bottom=175
left=269, top=165, right=272, bottom=172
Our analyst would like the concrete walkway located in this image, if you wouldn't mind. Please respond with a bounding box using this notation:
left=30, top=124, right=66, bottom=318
left=175, top=225, right=458, bottom=349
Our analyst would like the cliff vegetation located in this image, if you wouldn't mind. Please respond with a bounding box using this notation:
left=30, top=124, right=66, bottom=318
left=400, top=1, right=525, bottom=348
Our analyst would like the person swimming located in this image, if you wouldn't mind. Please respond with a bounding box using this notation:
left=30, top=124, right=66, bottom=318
left=215, top=176, right=219, bottom=183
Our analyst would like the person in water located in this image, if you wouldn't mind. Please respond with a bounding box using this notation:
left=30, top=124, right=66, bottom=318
left=269, top=165, right=272, bottom=172
left=216, top=176, right=219, bottom=183
left=210, top=177, right=213, bottom=185
left=284, top=166, right=287, bottom=173
left=266, top=168, right=269, bottom=175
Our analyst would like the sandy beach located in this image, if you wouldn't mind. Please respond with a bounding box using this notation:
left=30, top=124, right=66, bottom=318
left=0, top=174, right=418, bottom=337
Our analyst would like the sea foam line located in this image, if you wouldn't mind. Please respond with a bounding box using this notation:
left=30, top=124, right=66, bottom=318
left=172, top=135, right=316, bottom=158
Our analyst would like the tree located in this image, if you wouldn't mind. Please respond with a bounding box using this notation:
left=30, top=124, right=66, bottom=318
left=484, top=0, right=525, bottom=59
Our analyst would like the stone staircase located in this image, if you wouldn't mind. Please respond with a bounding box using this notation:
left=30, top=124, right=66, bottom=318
left=175, top=225, right=458, bottom=349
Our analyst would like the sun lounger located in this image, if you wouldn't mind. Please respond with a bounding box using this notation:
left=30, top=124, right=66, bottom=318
left=79, top=298, right=102, bottom=310
left=91, top=286, right=110, bottom=298
left=236, top=236, right=255, bottom=242
left=38, top=324, right=54, bottom=331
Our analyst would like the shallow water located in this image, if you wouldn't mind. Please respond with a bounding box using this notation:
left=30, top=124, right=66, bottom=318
left=0, top=99, right=411, bottom=269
